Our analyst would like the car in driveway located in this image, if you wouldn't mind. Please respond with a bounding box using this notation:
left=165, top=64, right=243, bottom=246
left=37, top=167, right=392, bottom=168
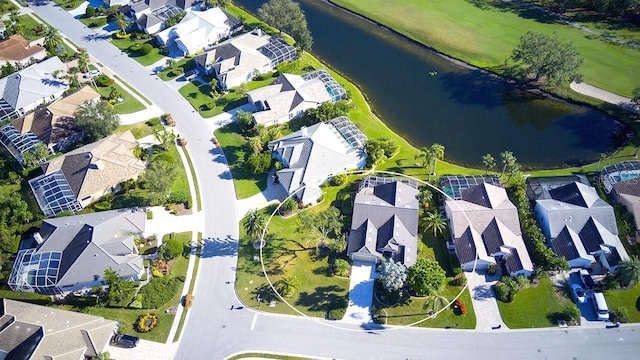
left=84, top=69, right=101, bottom=78
left=184, top=70, right=198, bottom=81
left=579, top=269, right=595, bottom=289
left=113, top=334, right=139, bottom=348
left=571, top=283, right=587, bottom=304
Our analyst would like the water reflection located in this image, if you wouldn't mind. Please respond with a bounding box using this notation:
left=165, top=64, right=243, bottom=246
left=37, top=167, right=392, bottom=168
left=234, top=0, right=625, bottom=168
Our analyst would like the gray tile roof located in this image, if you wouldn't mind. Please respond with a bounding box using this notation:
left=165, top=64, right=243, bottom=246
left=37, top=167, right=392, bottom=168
left=446, top=183, right=533, bottom=275
left=268, top=119, right=366, bottom=204
left=29, top=209, right=145, bottom=290
left=551, top=226, right=581, bottom=261
left=347, top=178, right=418, bottom=266
left=0, top=299, right=116, bottom=360
left=0, top=57, right=67, bottom=114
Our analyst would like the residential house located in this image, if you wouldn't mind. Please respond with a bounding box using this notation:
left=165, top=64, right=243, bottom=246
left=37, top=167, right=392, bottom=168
left=194, top=29, right=297, bottom=89
left=8, top=208, right=145, bottom=295
left=347, top=176, right=419, bottom=267
left=0, top=86, right=100, bottom=166
left=601, top=161, right=640, bottom=232
left=156, top=6, right=241, bottom=56
left=534, top=181, right=629, bottom=272
left=0, top=56, right=67, bottom=122
left=268, top=117, right=367, bottom=205
left=0, top=299, right=117, bottom=359
left=248, top=69, right=346, bottom=127
left=0, top=35, right=46, bottom=66
left=444, top=182, right=534, bottom=277
left=29, top=131, right=146, bottom=217
left=127, top=0, right=197, bottom=34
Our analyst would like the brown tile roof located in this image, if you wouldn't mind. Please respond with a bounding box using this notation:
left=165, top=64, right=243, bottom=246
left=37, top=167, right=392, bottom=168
left=0, top=35, right=46, bottom=62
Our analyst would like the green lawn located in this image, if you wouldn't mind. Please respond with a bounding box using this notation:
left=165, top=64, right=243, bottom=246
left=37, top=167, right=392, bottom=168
left=110, top=36, right=164, bottom=67
left=605, top=285, right=640, bottom=322
left=157, top=58, right=196, bottom=81
left=165, top=231, right=192, bottom=278
left=173, top=233, right=201, bottom=342
left=18, top=14, right=43, bottom=41
left=236, top=181, right=355, bottom=318
left=181, top=147, right=202, bottom=211
left=53, top=0, right=83, bottom=10
left=116, top=118, right=164, bottom=139
left=78, top=16, right=107, bottom=29
left=93, top=83, right=145, bottom=114
left=497, top=277, right=570, bottom=328
left=333, top=0, right=640, bottom=97
left=213, top=122, right=267, bottom=199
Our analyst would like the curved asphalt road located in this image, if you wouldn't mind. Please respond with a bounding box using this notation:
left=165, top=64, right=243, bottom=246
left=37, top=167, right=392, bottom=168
left=30, top=2, right=640, bottom=359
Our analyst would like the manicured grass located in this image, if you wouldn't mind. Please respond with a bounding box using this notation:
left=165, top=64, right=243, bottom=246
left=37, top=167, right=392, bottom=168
left=17, top=14, right=43, bottom=41
left=214, top=122, right=267, bottom=199
left=110, top=36, right=164, bottom=67
left=93, top=83, right=145, bottom=114
left=496, top=277, right=570, bottom=328
left=53, top=0, right=83, bottom=10
left=173, top=232, right=202, bottom=342
left=167, top=146, right=191, bottom=202
left=0, top=289, right=53, bottom=305
left=374, top=284, right=476, bottom=329
left=113, top=75, right=153, bottom=106
left=236, top=181, right=354, bottom=318
left=605, top=285, right=640, bottom=322
left=333, top=0, right=640, bottom=97
left=181, top=146, right=202, bottom=211
left=165, top=231, right=192, bottom=278
left=116, top=118, right=164, bottom=139
left=157, top=58, right=196, bottom=81
left=78, top=16, right=107, bottom=29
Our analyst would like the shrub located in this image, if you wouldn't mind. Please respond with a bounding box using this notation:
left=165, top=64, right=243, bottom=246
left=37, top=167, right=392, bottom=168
left=159, top=238, right=183, bottom=260
left=129, top=294, right=142, bottom=309
left=453, top=299, right=467, bottom=315
left=450, top=274, right=466, bottom=286
left=94, top=201, right=111, bottom=211
left=331, top=173, right=347, bottom=186
left=85, top=6, right=96, bottom=17
left=281, top=197, right=298, bottom=213
left=168, top=190, right=189, bottom=205
left=135, top=312, right=159, bottom=333
left=613, top=306, right=629, bottom=323
left=493, top=282, right=512, bottom=302
left=552, top=304, right=581, bottom=324
left=274, top=161, right=284, bottom=171
left=333, top=258, right=350, bottom=276
left=141, top=43, right=153, bottom=54
left=487, top=264, right=497, bottom=276
left=177, top=137, right=187, bottom=146
left=147, top=117, right=162, bottom=127
left=202, top=101, right=216, bottom=111
left=129, top=43, right=142, bottom=52
left=326, top=295, right=349, bottom=320
left=151, top=266, right=163, bottom=278
left=154, top=152, right=175, bottom=165
left=94, top=74, right=114, bottom=87
left=138, top=277, right=181, bottom=309
left=246, top=151, right=272, bottom=173
left=515, top=274, right=530, bottom=289
left=183, top=293, right=194, bottom=308
left=114, top=31, right=131, bottom=39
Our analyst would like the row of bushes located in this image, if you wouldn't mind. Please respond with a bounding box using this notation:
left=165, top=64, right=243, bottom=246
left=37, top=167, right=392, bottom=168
left=138, top=276, right=182, bottom=309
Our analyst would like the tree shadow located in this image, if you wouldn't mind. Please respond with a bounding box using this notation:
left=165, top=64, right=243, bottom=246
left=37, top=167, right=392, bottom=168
left=465, top=0, right=562, bottom=25
left=200, top=235, right=237, bottom=258
left=295, top=285, right=347, bottom=312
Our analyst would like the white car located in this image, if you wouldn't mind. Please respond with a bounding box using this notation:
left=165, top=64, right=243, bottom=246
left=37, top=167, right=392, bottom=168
left=571, top=283, right=587, bottom=304
left=84, top=69, right=101, bottom=78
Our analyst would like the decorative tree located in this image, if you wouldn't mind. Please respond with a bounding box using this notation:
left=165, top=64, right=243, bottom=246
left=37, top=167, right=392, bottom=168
left=378, top=259, right=407, bottom=294
left=407, top=259, right=446, bottom=297
left=617, top=256, right=640, bottom=287
left=243, top=209, right=267, bottom=240
left=482, top=153, right=496, bottom=175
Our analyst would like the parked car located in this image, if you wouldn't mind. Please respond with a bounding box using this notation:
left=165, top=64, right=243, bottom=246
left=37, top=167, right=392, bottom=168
left=84, top=69, right=101, bottom=78
left=571, top=283, right=587, bottom=304
left=184, top=70, right=198, bottom=81
left=579, top=269, right=595, bottom=289
left=113, top=334, right=139, bottom=348
left=592, top=292, right=610, bottom=321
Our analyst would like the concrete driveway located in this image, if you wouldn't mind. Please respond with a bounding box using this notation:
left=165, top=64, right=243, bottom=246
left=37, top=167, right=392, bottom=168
left=465, top=269, right=508, bottom=331
left=342, top=260, right=377, bottom=324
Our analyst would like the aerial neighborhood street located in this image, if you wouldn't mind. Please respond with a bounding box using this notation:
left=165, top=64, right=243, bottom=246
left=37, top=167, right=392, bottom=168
left=1, top=0, right=640, bottom=359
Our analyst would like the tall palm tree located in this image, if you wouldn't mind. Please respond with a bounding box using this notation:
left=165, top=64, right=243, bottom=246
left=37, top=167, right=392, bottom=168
left=429, top=143, right=445, bottom=179
left=243, top=209, right=267, bottom=240
left=422, top=211, right=448, bottom=237
left=154, top=130, right=176, bottom=151
left=276, top=275, right=299, bottom=297
left=617, top=256, right=640, bottom=287
left=43, top=25, right=63, bottom=53
left=9, top=10, right=20, bottom=32
left=77, top=48, right=90, bottom=72
left=114, top=12, right=129, bottom=35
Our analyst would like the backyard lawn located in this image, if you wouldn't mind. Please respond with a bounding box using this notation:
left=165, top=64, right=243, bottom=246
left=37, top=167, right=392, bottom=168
left=605, top=284, right=640, bottom=323
left=496, top=277, right=571, bottom=328
left=333, top=0, right=640, bottom=97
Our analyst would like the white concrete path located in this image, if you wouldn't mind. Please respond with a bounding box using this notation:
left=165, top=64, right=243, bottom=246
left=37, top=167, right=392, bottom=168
left=571, top=81, right=640, bottom=115
left=236, top=169, right=289, bottom=219
left=341, top=260, right=377, bottom=324
left=465, top=270, right=509, bottom=331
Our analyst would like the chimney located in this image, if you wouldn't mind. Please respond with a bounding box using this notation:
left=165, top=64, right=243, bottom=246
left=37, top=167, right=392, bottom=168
left=94, top=159, right=104, bottom=170
left=301, top=126, right=308, bottom=138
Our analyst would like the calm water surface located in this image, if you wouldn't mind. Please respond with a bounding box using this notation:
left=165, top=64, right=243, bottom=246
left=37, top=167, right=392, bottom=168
left=235, top=0, right=625, bottom=168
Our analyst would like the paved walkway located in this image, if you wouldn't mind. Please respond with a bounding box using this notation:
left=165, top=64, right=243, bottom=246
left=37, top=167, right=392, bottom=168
left=465, top=270, right=508, bottom=331
left=570, top=82, right=640, bottom=114
left=341, top=260, right=377, bottom=324
left=236, top=169, right=289, bottom=219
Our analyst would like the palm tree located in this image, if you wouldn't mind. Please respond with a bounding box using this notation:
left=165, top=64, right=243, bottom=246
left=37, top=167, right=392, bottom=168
left=91, top=352, right=111, bottom=360
left=424, top=293, right=448, bottom=314
left=43, top=25, right=63, bottom=53
left=482, top=154, right=496, bottom=175
left=419, top=187, right=433, bottom=209
left=154, top=130, right=176, bottom=151
left=243, top=209, right=267, bottom=240
left=276, top=275, right=299, bottom=297
left=77, top=48, right=90, bottom=72
left=429, top=143, right=445, bottom=178
left=617, top=256, right=640, bottom=287
left=9, top=10, right=20, bottom=32
left=422, top=211, right=447, bottom=237
left=114, top=12, right=129, bottom=35
left=206, top=0, right=232, bottom=9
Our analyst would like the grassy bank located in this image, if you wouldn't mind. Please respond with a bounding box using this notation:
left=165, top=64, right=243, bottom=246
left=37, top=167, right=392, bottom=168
left=332, top=0, right=640, bottom=97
